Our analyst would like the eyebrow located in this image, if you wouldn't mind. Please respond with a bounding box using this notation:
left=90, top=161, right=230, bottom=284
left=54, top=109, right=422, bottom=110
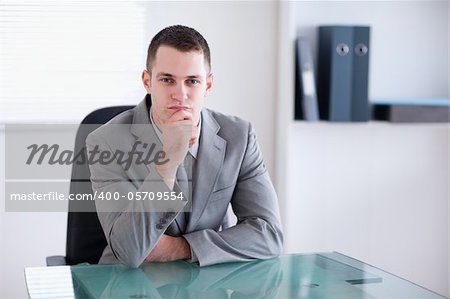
left=156, top=72, right=201, bottom=79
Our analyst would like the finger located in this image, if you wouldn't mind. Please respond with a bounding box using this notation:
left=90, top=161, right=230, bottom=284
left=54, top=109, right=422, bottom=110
left=168, top=109, right=193, bottom=123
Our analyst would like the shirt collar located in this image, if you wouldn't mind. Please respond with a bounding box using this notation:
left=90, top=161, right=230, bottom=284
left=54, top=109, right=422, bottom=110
left=149, top=107, right=201, bottom=159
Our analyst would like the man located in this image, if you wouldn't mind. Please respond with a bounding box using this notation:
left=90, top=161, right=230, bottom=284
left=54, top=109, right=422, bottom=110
left=86, top=25, right=283, bottom=268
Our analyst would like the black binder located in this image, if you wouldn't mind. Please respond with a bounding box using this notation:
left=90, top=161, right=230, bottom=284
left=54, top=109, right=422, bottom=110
left=295, top=37, right=319, bottom=121
left=317, top=25, right=370, bottom=122
left=352, top=26, right=370, bottom=121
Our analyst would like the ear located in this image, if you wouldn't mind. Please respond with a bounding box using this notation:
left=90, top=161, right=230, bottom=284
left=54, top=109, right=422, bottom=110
left=142, top=70, right=152, bottom=94
left=205, top=73, right=214, bottom=96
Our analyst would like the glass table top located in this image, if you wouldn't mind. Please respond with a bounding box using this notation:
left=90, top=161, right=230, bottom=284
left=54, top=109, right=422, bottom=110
left=25, top=252, right=447, bottom=299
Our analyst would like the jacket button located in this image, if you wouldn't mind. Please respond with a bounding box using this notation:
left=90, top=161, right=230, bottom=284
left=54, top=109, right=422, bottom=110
left=156, top=224, right=164, bottom=230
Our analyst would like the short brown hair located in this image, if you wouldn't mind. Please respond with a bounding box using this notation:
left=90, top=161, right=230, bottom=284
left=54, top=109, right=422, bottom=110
left=146, top=25, right=211, bottom=72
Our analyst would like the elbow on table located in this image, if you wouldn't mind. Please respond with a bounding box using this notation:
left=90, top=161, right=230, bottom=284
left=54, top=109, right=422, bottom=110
left=111, top=247, right=144, bottom=268
left=251, top=217, right=284, bottom=258
left=109, top=239, right=146, bottom=268
left=120, top=257, right=143, bottom=269
left=113, top=250, right=145, bottom=268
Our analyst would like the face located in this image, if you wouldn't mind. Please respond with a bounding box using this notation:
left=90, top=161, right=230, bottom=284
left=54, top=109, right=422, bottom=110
left=142, top=45, right=213, bottom=127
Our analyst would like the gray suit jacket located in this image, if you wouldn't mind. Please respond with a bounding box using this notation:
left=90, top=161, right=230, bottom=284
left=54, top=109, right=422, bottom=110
left=86, top=96, right=283, bottom=267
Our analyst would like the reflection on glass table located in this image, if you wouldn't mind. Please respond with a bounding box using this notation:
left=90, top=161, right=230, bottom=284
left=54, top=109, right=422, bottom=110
left=25, top=252, right=447, bottom=299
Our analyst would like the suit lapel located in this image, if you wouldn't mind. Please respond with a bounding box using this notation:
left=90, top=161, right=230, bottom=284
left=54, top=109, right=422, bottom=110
left=187, top=109, right=226, bottom=232
left=130, top=95, right=186, bottom=233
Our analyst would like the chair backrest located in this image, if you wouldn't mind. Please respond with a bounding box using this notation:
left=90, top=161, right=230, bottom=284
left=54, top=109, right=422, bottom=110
left=65, top=106, right=134, bottom=265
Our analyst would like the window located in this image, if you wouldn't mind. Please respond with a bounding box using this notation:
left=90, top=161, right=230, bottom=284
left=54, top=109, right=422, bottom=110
left=0, top=1, right=146, bottom=123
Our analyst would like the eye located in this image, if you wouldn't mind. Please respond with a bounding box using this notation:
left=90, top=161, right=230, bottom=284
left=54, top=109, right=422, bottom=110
left=159, top=77, right=174, bottom=84
left=186, top=79, right=200, bottom=85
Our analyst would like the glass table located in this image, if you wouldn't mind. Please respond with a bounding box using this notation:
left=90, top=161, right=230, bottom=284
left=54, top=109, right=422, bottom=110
left=25, top=252, right=447, bottom=298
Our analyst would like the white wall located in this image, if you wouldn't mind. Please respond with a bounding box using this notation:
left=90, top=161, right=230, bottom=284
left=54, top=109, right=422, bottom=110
left=280, top=0, right=450, bottom=297
left=284, top=122, right=449, bottom=296
left=1, top=126, right=76, bottom=295
left=0, top=2, right=279, bottom=298
left=0, top=130, right=68, bottom=299
left=275, top=1, right=296, bottom=227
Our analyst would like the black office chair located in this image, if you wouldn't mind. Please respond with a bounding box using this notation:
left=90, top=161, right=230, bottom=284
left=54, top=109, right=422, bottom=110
left=46, top=106, right=134, bottom=266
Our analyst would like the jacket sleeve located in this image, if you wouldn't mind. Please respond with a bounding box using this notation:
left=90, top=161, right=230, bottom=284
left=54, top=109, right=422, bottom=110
left=86, top=131, right=187, bottom=268
left=183, top=123, right=284, bottom=266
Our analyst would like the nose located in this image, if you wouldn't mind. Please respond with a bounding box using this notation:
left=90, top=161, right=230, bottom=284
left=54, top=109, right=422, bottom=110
left=170, top=83, right=188, bottom=103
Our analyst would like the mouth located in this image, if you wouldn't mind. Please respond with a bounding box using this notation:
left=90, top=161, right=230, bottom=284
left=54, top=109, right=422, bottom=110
left=168, top=105, right=191, bottom=111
